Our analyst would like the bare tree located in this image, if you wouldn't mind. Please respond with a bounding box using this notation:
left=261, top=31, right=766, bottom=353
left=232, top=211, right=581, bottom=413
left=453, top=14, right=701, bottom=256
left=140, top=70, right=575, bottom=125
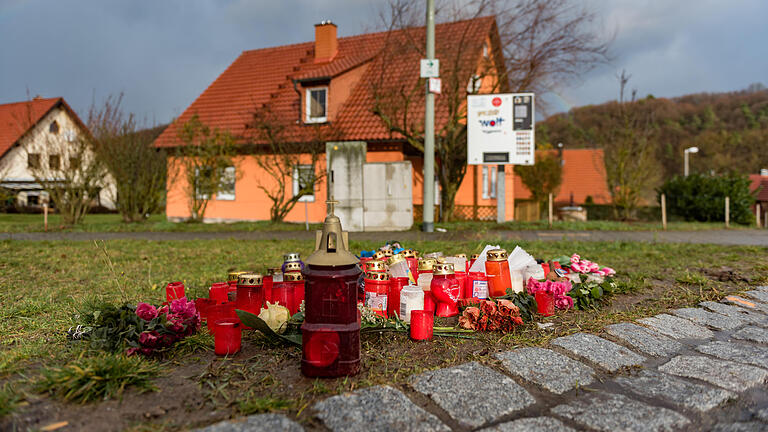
left=172, top=114, right=238, bottom=222
left=89, top=94, right=167, bottom=223
left=248, top=106, right=334, bottom=222
left=601, top=70, right=659, bottom=219
left=15, top=99, right=108, bottom=224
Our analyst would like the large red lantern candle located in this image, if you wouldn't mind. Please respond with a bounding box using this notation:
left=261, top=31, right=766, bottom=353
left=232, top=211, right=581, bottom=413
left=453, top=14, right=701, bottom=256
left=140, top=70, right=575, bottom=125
left=213, top=318, right=241, bottom=355
left=301, top=198, right=362, bottom=377
left=165, top=282, right=185, bottom=303
left=410, top=310, right=433, bottom=341
left=430, top=263, right=461, bottom=317
left=364, top=271, right=389, bottom=318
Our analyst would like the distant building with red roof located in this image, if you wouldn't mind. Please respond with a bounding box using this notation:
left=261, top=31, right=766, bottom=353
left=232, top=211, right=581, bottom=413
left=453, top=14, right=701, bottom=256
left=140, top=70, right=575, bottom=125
left=155, top=17, right=608, bottom=227
left=750, top=171, right=768, bottom=226
left=514, top=149, right=610, bottom=205
left=0, top=97, right=115, bottom=209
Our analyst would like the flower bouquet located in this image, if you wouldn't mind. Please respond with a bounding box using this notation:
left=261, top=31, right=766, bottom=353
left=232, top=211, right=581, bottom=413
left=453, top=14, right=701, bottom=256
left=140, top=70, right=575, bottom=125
left=526, top=278, right=574, bottom=311
left=128, top=297, right=201, bottom=356
left=457, top=298, right=524, bottom=332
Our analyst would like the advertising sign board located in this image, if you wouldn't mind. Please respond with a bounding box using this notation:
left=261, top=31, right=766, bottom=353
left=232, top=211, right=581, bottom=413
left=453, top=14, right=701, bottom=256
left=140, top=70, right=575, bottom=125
left=467, top=93, right=535, bottom=165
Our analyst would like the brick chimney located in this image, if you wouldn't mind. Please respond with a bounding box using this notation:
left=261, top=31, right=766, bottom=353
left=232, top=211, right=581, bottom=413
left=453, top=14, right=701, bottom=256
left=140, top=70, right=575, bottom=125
left=314, top=20, right=338, bottom=63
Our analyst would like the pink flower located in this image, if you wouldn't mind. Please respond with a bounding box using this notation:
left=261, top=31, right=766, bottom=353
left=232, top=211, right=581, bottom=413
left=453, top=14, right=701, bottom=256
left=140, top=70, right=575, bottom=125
left=588, top=262, right=600, bottom=273
left=138, top=330, right=160, bottom=347
left=570, top=254, right=580, bottom=264
left=165, top=313, right=185, bottom=333
left=555, top=295, right=574, bottom=310
left=136, top=302, right=158, bottom=321
left=601, top=267, right=616, bottom=276
left=126, top=347, right=139, bottom=356
left=170, top=297, right=198, bottom=321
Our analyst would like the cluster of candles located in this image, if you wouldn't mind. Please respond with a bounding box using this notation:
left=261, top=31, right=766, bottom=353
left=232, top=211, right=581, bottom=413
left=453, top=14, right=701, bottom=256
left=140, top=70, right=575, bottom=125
left=166, top=253, right=309, bottom=356
left=359, top=247, right=538, bottom=341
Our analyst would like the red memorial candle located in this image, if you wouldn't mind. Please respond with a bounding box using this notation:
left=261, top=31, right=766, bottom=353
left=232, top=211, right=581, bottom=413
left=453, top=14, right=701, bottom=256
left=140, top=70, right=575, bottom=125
left=409, top=310, right=433, bottom=341
left=213, top=318, right=241, bottom=355
left=165, top=281, right=185, bottom=303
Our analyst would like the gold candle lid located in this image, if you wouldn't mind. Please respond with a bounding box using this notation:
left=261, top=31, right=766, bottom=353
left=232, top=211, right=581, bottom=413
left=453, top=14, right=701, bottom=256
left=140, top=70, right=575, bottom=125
left=283, top=272, right=304, bottom=282
left=372, top=250, right=387, bottom=261
left=267, top=267, right=282, bottom=276
left=454, top=253, right=467, bottom=259
left=365, top=271, right=389, bottom=281
left=284, top=252, right=301, bottom=262
left=382, top=249, right=394, bottom=257
left=388, top=253, right=407, bottom=266
left=237, top=273, right=263, bottom=286
left=471, top=254, right=480, bottom=260
left=284, top=261, right=302, bottom=272
left=487, top=249, right=508, bottom=261
left=228, top=271, right=248, bottom=282
left=433, top=262, right=455, bottom=276
left=366, top=260, right=387, bottom=272
left=418, top=258, right=436, bottom=271
left=402, top=249, right=416, bottom=258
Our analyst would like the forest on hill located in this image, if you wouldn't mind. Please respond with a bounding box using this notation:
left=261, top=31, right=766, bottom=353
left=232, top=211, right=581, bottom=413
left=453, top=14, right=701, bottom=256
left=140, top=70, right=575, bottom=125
left=539, top=84, right=768, bottom=182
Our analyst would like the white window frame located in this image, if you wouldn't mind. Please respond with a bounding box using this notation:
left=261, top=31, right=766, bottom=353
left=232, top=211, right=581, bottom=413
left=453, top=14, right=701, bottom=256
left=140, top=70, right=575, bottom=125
left=305, top=87, right=328, bottom=123
left=292, top=164, right=316, bottom=202
left=216, top=166, right=236, bottom=201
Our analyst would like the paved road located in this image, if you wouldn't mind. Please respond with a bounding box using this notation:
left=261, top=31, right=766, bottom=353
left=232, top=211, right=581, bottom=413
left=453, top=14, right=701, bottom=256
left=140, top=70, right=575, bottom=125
left=198, top=288, right=768, bottom=432
left=2, top=229, right=768, bottom=246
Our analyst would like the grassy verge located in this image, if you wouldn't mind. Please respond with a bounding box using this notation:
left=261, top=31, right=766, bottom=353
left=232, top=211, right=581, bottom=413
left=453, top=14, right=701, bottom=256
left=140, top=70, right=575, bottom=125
left=0, top=238, right=765, bottom=429
left=0, top=212, right=747, bottom=233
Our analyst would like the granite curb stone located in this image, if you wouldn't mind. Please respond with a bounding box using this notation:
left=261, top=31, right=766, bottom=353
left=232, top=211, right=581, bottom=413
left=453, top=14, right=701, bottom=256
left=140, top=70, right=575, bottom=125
left=658, top=355, right=768, bottom=392
left=614, top=369, right=735, bottom=412
left=732, top=326, right=768, bottom=344
left=696, top=340, right=768, bottom=369
left=637, top=313, right=715, bottom=339
left=550, top=392, right=690, bottom=432
left=410, top=362, right=535, bottom=429
left=671, top=307, right=743, bottom=331
left=722, top=295, right=768, bottom=314
left=494, top=347, right=595, bottom=394
left=193, top=414, right=304, bottom=432
left=700, top=301, right=768, bottom=326
left=478, top=416, right=576, bottom=432
left=756, top=407, right=768, bottom=421
left=313, top=385, right=449, bottom=432
left=744, top=290, right=768, bottom=304
left=712, top=422, right=768, bottom=432
left=550, top=333, right=645, bottom=372
left=604, top=322, right=682, bottom=357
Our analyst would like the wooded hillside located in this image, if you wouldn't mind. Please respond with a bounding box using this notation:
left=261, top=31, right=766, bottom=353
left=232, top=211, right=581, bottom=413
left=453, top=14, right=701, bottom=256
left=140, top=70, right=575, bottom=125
left=539, top=84, right=768, bottom=181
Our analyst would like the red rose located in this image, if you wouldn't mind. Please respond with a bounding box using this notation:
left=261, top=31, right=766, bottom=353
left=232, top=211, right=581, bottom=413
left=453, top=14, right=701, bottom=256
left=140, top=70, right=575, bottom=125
left=136, top=302, right=158, bottom=321
left=138, top=330, right=159, bottom=348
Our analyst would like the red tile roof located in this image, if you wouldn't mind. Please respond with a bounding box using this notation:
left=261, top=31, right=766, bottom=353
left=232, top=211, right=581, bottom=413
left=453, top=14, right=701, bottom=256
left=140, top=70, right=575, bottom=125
left=749, top=174, right=768, bottom=202
left=154, top=16, right=497, bottom=147
left=514, top=149, right=611, bottom=205
left=0, top=97, right=61, bottom=158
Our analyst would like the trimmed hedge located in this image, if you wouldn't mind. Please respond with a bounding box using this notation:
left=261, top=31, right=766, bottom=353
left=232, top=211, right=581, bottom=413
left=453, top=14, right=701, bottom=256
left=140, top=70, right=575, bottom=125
left=657, top=174, right=755, bottom=225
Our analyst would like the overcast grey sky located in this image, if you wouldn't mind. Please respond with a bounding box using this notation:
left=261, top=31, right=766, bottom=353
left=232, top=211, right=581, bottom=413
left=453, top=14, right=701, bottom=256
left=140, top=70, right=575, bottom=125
left=1, top=0, right=766, bottom=124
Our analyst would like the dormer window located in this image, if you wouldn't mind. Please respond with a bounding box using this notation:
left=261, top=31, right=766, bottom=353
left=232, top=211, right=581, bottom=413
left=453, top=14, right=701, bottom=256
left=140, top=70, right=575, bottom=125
left=305, top=87, right=328, bottom=123
left=49, top=121, right=59, bottom=134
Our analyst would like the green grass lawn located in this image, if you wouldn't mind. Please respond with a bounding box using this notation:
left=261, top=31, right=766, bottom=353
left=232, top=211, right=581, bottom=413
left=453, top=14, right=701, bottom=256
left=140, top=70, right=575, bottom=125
left=0, top=212, right=743, bottom=233
left=1, top=238, right=766, bottom=430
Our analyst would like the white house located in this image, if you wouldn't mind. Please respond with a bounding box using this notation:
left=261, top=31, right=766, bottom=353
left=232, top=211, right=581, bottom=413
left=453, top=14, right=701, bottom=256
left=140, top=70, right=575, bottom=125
left=0, top=97, right=115, bottom=209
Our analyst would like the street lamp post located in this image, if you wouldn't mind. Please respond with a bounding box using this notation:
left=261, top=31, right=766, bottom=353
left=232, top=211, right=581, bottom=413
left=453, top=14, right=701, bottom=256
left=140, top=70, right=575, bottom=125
left=684, top=146, right=699, bottom=177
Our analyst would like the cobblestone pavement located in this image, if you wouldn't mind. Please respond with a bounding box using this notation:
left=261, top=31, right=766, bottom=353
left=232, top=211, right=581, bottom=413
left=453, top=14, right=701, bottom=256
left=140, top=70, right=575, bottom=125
left=3, top=229, right=768, bottom=246
left=200, top=287, right=768, bottom=432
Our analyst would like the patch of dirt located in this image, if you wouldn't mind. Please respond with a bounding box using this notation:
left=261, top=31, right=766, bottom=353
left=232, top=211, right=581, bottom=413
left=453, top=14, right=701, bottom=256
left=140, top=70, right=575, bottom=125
left=700, top=266, right=750, bottom=283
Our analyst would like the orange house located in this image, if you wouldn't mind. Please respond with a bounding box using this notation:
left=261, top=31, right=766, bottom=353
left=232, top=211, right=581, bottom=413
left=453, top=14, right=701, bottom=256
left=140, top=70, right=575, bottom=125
left=155, top=17, right=518, bottom=227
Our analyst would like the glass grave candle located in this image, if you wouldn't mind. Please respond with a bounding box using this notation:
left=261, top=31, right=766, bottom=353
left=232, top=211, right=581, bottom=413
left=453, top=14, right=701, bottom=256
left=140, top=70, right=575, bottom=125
left=271, top=279, right=292, bottom=312
left=387, top=277, right=409, bottom=319
left=264, top=267, right=281, bottom=305
left=469, top=253, right=480, bottom=270
left=417, top=258, right=436, bottom=313
left=364, top=271, right=389, bottom=318
left=301, top=197, right=362, bottom=377
left=402, top=249, right=420, bottom=281
left=283, top=271, right=304, bottom=314
left=535, top=291, right=555, bottom=317
left=207, top=303, right=236, bottom=334
left=165, top=281, right=185, bottom=303
left=359, top=259, right=386, bottom=303
left=409, top=310, right=433, bottom=341
left=282, top=252, right=304, bottom=273
left=398, top=284, right=424, bottom=323
left=228, top=271, right=248, bottom=290
left=209, top=282, right=230, bottom=304
left=468, top=272, right=489, bottom=300
left=485, top=249, right=512, bottom=297
left=430, top=263, right=461, bottom=317
left=454, top=253, right=469, bottom=273
left=235, top=273, right=264, bottom=324
left=194, top=298, right=216, bottom=322
left=213, top=318, right=241, bottom=355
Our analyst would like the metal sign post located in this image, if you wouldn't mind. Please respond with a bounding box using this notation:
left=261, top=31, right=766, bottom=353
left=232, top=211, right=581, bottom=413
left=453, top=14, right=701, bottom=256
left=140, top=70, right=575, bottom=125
left=422, top=0, right=436, bottom=232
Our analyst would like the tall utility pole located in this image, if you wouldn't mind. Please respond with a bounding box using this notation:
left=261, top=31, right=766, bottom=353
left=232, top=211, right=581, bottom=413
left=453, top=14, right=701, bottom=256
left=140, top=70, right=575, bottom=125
left=422, top=0, right=436, bottom=232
